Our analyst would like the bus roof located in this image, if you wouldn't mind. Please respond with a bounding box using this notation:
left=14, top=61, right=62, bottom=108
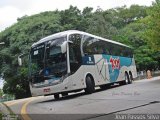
left=32, top=30, right=130, bottom=48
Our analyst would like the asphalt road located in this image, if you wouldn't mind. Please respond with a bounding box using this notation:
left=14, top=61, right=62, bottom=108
left=3, top=76, right=160, bottom=120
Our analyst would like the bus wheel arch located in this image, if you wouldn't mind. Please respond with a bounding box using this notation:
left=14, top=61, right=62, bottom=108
left=84, top=73, right=95, bottom=94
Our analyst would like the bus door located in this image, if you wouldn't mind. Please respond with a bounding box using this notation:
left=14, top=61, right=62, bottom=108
left=68, top=34, right=82, bottom=89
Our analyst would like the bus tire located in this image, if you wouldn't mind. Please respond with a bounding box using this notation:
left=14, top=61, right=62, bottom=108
left=120, top=72, right=130, bottom=85
left=54, top=93, right=60, bottom=99
left=124, top=72, right=130, bottom=85
left=85, top=75, right=95, bottom=94
left=129, top=72, right=133, bottom=84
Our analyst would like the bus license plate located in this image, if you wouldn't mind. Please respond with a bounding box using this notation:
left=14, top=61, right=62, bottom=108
left=44, top=88, right=50, bottom=92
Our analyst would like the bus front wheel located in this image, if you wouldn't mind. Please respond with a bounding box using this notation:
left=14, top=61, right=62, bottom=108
left=54, top=93, right=60, bottom=99
left=85, top=75, right=95, bottom=94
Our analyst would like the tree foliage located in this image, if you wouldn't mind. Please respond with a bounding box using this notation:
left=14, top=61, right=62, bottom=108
left=145, top=0, right=160, bottom=51
left=0, top=89, right=3, bottom=97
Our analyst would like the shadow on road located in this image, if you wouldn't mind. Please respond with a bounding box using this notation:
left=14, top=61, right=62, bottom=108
left=37, top=84, right=122, bottom=104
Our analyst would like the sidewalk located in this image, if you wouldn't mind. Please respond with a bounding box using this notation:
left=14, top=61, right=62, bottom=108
left=136, top=70, right=160, bottom=80
left=134, top=76, right=160, bottom=82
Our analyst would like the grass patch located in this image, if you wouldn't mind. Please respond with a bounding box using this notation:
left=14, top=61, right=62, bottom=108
left=2, top=103, right=15, bottom=115
left=0, top=112, right=2, bottom=120
left=1, top=103, right=20, bottom=120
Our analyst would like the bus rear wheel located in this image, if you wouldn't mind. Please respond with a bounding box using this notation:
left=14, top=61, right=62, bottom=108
left=120, top=72, right=130, bottom=85
left=85, top=75, right=95, bottom=94
left=128, top=72, right=133, bottom=84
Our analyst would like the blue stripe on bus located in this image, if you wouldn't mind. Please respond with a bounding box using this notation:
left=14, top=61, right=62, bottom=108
left=102, top=54, right=132, bottom=82
left=82, top=54, right=132, bottom=82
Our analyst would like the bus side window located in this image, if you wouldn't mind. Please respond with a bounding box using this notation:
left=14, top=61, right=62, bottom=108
left=69, top=45, right=76, bottom=63
left=83, top=36, right=101, bottom=55
left=119, top=46, right=124, bottom=56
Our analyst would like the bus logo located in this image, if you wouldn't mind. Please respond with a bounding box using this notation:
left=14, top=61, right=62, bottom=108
left=109, top=57, right=120, bottom=71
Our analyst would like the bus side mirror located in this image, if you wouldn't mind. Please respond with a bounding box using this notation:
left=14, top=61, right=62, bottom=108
left=18, top=57, right=22, bottom=66
left=61, top=41, right=67, bottom=53
left=61, top=41, right=73, bottom=53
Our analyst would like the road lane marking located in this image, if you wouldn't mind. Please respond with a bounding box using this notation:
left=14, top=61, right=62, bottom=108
left=21, top=97, right=36, bottom=120
left=21, top=96, right=44, bottom=120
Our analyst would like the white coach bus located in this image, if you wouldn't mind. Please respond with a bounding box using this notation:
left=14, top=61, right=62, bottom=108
left=18, top=30, right=137, bottom=99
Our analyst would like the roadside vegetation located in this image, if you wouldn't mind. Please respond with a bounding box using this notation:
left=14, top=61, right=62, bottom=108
left=0, top=0, right=160, bottom=99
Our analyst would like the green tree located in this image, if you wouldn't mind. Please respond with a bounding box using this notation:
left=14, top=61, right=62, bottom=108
left=145, top=0, right=160, bottom=51
left=0, top=89, right=3, bottom=97
left=114, top=18, right=159, bottom=71
left=60, top=5, right=82, bottom=30
left=86, top=8, right=118, bottom=39
left=0, top=11, right=62, bottom=99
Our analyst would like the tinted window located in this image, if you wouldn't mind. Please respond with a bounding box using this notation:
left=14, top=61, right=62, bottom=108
left=82, top=35, right=100, bottom=55
left=69, top=34, right=82, bottom=73
left=82, top=35, right=133, bottom=58
left=45, top=37, right=67, bottom=77
left=30, top=43, right=45, bottom=74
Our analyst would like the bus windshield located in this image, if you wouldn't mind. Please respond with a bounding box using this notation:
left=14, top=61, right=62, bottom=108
left=30, top=37, right=67, bottom=84
left=30, top=43, right=45, bottom=75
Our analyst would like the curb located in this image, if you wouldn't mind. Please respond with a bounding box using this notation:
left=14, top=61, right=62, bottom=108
left=134, top=76, right=160, bottom=82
